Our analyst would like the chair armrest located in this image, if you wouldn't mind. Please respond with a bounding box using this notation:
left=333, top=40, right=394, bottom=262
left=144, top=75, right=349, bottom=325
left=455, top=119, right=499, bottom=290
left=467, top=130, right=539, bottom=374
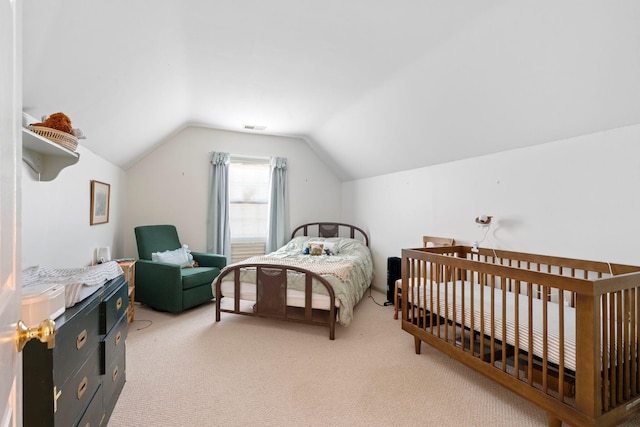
left=191, top=252, right=227, bottom=269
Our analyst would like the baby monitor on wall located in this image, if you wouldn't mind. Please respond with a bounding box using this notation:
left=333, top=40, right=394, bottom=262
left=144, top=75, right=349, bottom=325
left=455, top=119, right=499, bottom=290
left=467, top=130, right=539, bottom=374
left=475, top=215, right=493, bottom=226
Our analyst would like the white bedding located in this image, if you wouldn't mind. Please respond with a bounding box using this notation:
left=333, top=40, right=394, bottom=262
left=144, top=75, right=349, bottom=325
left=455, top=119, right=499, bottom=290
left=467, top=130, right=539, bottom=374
left=407, top=279, right=577, bottom=371
left=22, top=261, right=124, bottom=308
left=219, top=281, right=340, bottom=310
left=215, top=236, right=373, bottom=326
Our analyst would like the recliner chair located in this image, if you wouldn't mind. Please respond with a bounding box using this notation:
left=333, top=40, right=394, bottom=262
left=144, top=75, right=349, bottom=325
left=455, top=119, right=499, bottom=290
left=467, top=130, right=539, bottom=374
left=134, top=225, right=226, bottom=313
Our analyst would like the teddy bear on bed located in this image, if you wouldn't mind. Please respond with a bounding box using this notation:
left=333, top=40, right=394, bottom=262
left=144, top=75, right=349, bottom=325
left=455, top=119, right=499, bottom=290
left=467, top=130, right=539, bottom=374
left=309, top=243, right=324, bottom=256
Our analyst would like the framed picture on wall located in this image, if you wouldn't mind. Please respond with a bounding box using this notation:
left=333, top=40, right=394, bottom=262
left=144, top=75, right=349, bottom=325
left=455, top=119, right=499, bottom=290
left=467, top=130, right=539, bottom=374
left=90, top=180, right=110, bottom=225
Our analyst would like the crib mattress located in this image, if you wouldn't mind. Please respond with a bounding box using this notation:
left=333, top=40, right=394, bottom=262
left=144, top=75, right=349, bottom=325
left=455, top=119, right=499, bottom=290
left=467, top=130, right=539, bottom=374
left=406, top=279, right=577, bottom=371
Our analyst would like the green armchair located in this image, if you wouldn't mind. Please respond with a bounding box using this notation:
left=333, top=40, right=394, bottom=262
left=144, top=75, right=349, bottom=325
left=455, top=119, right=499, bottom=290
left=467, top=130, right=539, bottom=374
left=134, top=225, right=227, bottom=313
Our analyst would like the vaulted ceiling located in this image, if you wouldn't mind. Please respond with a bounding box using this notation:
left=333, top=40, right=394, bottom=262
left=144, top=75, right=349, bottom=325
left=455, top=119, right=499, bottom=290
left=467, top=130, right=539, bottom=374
left=22, top=1, right=640, bottom=181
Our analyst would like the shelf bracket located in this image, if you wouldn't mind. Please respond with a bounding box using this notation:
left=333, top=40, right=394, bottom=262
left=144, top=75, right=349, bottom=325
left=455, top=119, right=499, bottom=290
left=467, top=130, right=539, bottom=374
left=22, top=148, right=43, bottom=178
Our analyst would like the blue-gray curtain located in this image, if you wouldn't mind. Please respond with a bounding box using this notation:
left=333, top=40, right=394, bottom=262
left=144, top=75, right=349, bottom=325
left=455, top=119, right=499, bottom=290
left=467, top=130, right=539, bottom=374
left=207, top=152, right=231, bottom=262
left=265, top=157, right=289, bottom=253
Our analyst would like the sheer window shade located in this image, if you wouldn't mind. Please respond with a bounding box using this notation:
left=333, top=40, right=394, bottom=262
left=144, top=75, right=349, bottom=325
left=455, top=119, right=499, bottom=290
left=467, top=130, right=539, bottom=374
left=229, top=157, right=270, bottom=242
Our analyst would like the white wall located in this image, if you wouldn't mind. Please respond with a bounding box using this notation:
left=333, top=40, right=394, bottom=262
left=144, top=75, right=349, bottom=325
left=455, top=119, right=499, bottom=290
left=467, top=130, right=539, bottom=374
left=22, top=145, right=126, bottom=268
left=124, top=126, right=342, bottom=258
left=342, top=125, right=640, bottom=293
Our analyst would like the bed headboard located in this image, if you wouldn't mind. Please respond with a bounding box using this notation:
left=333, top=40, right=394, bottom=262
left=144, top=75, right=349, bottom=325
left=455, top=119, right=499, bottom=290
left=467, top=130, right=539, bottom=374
left=291, top=222, right=369, bottom=247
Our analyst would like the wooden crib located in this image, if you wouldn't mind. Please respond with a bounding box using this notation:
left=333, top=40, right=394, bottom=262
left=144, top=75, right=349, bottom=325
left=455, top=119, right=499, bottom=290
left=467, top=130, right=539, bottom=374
left=401, top=245, right=640, bottom=427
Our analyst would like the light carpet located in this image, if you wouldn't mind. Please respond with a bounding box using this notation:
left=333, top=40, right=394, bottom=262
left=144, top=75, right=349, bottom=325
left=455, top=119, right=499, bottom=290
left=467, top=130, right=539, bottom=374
left=108, top=290, right=640, bottom=427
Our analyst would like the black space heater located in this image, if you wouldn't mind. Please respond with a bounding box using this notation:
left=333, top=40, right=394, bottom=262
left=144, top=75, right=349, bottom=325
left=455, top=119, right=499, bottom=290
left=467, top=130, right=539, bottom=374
left=386, top=256, right=401, bottom=303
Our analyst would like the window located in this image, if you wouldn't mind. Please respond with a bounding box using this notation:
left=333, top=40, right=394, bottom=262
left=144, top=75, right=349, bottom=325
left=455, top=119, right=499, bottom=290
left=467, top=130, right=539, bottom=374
left=229, top=157, right=270, bottom=242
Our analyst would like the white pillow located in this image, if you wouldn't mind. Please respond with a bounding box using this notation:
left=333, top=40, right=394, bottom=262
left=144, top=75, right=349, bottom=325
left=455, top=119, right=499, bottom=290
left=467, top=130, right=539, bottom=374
left=152, top=245, right=194, bottom=267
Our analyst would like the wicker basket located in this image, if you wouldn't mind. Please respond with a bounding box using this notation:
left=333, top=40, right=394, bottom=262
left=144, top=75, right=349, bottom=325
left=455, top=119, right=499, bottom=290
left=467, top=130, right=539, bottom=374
left=26, top=126, right=78, bottom=152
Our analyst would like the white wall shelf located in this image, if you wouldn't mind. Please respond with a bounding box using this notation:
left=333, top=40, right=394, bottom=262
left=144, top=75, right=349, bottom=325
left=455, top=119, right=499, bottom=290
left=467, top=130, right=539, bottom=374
left=22, top=113, right=80, bottom=181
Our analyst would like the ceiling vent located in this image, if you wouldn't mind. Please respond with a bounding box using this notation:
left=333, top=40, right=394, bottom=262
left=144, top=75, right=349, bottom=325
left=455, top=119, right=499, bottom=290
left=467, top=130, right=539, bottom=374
left=243, top=124, right=267, bottom=131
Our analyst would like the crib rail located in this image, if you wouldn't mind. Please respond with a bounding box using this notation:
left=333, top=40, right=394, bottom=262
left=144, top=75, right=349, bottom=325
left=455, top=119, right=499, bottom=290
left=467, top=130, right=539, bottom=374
left=401, top=246, right=640, bottom=426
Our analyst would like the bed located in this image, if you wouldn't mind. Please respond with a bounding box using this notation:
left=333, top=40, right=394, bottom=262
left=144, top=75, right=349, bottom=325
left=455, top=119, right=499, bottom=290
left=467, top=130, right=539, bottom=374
left=213, top=222, right=373, bottom=339
left=401, top=245, right=640, bottom=427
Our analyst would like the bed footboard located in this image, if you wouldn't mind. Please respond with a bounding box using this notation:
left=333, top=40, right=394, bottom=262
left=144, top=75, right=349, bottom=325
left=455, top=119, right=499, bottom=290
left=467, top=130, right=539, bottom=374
left=401, top=245, right=640, bottom=427
left=214, top=264, right=338, bottom=339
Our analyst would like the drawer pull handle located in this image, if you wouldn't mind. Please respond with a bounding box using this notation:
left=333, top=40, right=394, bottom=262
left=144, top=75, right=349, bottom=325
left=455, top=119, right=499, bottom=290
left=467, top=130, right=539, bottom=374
left=77, top=376, right=88, bottom=400
left=76, top=329, right=87, bottom=350
left=116, top=297, right=123, bottom=311
left=53, top=386, right=62, bottom=413
left=112, top=365, right=119, bottom=382
left=115, top=331, right=122, bottom=346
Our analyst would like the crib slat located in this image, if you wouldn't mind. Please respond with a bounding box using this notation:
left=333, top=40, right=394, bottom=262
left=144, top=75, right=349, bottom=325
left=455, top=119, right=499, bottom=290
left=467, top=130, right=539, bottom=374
left=432, top=262, right=438, bottom=336
left=602, top=295, right=610, bottom=411
left=460, top=269, right=466, bottom=351
left=527, top=288, right=534, bottom=386
left=432, top=263, right=438, bottom=336
left=461, top=268, right=468, bottom=350
left=437, top=264, right=444, bottom=339
left=616, top=291, right=624, bottom=403
left=420, top=264, right=424, bottom=327
left=632, top=288, right=639, bottom=395
left=558, top=291, right=565, bottom=402
left=636, top=288, right=640, bottom=394
left=416, top=259, right=426, bottom=326
left=478, top=271, right=486, bottom=357
left=502, top=282, right=508, bottom=370
left=419, top=259, right=424, bottom=326
left=623, top=288, right=631, bottom=400
left=513, top=281, right=520, bottom=379
left=426, top=262, right=433, bottom=333
left=442, top=272, right=448, bottom=342
left=407, top=259, right=413, bottom=322
left=490, top=275, right=497, bottom=366
left=470, top=270, right=476, bottom=355
left=436, top=262, right=444, bottom=339
left=479, top=272, right=485, bottom=360
left=430, top=261, right=436, bottom=335
left=610, top=294, right=617, bottom=406
left=452, top=265, right=458, bottom=341
left=442, top=265, right=448, bottom=342
left=542, top=285, right=549, bottom=392
left=430, top=262, right=436, bottom=335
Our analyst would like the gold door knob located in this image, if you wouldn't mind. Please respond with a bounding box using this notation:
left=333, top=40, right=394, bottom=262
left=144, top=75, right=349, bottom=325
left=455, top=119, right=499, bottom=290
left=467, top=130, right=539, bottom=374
left=16, top=319, right=56, bottom=352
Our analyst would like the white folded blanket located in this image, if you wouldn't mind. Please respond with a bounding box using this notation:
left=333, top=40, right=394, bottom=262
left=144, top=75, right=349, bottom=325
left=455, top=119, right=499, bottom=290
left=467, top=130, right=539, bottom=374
left=22, top=261, right=124, bottom=308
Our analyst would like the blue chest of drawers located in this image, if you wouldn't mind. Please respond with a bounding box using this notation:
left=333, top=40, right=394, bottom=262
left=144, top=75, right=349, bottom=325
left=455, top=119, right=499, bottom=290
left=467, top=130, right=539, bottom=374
left=23, top=275, right=129, bottom=426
